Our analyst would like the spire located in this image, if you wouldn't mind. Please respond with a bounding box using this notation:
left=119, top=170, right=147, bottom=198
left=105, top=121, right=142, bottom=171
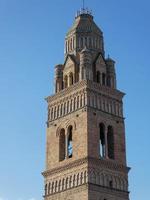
left=65, top=7, right=105, bottom=57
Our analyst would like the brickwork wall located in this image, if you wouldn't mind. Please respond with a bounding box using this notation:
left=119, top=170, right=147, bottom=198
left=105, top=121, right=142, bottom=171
left=43, top=12, right=130, bottom=200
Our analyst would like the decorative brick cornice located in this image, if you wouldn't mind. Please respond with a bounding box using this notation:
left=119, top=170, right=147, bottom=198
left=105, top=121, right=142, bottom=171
left=42, top=157, right=130, bottom=178
left=42, top=157, right=88, bottom=177
left=86, top=80, right=125, bottom=100
left=45, top=80, right=87, bottom=103
left=46, top=80, right=124, bottom=104
left=88, top=157, right=130, bottom=173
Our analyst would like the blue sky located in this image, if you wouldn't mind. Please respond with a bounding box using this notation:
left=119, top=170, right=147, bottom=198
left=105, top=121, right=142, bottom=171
left=0, top=0, right=150, bottom=200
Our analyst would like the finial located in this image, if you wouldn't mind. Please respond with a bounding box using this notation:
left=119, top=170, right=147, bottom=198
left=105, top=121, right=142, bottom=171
left=75, top=0, right=93, bottom=18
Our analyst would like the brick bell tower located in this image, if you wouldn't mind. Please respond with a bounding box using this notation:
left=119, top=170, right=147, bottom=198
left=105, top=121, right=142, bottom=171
left=42, top=9, right=130, bottom=200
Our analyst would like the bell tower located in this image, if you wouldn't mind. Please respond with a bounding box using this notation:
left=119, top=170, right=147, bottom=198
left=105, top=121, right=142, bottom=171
left=43, top=9, right=130, bottom=200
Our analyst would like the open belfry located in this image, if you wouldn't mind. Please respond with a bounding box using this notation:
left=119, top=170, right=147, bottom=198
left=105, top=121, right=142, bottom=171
left=42, top=8, right=130, bottom=200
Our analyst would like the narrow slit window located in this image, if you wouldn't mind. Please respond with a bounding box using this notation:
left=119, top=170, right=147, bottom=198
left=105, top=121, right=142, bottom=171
left=107, top=126, right=115, bottom=159
left=68, top=126, right=73, bottom=158
left=99, top=123, right=106, bottom=158
left=102, top=73, right=106, bottom=85
left=96, top=71, right=100, bottom=83
left=59, top=129, right=66, bottom=161
left=64, top=75, right=68, bottom=88
left=69, top=73, right=73, bottom=86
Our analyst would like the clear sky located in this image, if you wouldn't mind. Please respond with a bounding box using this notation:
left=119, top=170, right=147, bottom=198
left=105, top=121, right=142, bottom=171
left=0, top=0, right=149, bottom=200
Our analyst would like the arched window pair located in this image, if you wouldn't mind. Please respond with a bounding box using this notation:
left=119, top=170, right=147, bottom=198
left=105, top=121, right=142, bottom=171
left=99, top=123, right=114, bottom=159
left=64, top=73, right=74, bottom=88
left=59, top=126, right=73, bottom=161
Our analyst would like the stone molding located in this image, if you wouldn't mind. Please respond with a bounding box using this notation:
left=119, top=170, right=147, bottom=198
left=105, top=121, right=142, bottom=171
left=42, top=157, right=129, bottom=178
left=47, top=80, right=124, bottom=124
left=46, top=80, right=124, bottom=103
left=42, top=157, right=88, bottom=177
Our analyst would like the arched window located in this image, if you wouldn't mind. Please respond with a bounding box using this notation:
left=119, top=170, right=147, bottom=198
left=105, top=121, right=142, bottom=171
left=107, top=126, right=114, bottom=159
left=68, top=126, right=73, bottom=158
left=99, top=123, right=106, bottom=158
left=89, top=37, right=92, bottom=48
left=60, top=104, right=63, bottom=116
left=69, top=73, right=73, bottom=86
left=64, top=102, right=66, bottom=115
left=82, top=67, right=84, bottom=79
left=77, top=96, right=80, bottom=109
left=107, top=75, right=111, bottom=87
left=57, top=105, right=60, bottom=118
left=85, top=37, right=87, bottom=46
left=81, top=37, right=83, bottom=48
left=80, top=95, right=83, bottom=107
left=59, top=129, right=66, bottom=161
left=102, top=73, right=106, bottom=85
left=109, top=180, right=113, bottom=188
left=64, top=75, right=68, bottom=88
left=70, top=99, right=73, bottom=112
left=96, top=71, right=100, bottom=83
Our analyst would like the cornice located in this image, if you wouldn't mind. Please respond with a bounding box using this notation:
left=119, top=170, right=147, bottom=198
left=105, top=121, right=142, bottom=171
left=42, top=156, right=130, bottom=178
left=42, top=157, right=88, bottom=178
left=88, top=157, right=130, bottom=174
left=46, top=80, right=124, bottom=105
left=86, top=80, right=125, bottom=100
left=45, top=80, right=87, bottom=103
